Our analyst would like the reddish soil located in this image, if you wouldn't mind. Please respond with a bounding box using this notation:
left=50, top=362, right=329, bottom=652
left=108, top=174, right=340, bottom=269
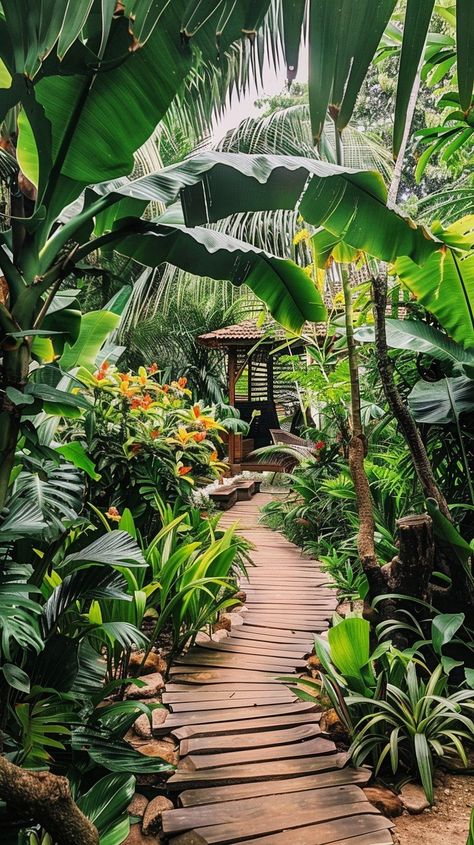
left=393, top=771, right=474, bottom=845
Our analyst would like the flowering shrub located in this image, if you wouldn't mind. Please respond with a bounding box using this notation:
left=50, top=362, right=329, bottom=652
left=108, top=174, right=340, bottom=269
left=70, top=362, right=229, bottom=515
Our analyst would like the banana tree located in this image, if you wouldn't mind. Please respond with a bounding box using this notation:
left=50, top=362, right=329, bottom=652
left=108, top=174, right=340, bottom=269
left=0, top=3, right=326, bottom=513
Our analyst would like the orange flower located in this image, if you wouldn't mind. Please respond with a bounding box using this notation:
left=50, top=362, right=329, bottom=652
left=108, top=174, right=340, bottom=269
left=148, top=363, right=158, bottom=374
left=162, top=384, right=170, bottom=393
left=192, top=404, right=201, bottom=418
left=178, top=377, right=187, bottom=389
left=178, top=465, right=192, bottom=476
left=118, top=373, right=129, bottom=382
left=100, top=360, right=110, bottom=372
left=106, top=506, right=121, bottom=522
left=209, top=451, right=218, bottom=462
left=193, top=431, right=206, bottom=442
left=130, top=397, right=142, bottom=409
left=150, top=429, right=160, bottom=439
left=141, top=393, right=152, bottom=409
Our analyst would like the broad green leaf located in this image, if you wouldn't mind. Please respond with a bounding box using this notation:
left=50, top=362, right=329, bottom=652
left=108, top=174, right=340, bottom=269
left=57, top=0, right=94, bottom=59
left=395, top=250, right=474, bottom=348
left=282, top=0, right=306, bottom=80
left=356, top=318, right=474, bottom=374
left=107, top=222, right=326, bottom=334
left=457, top=0, right=474, bottom=111
left=59, top=310, right=119, bottom=371
left=328, top=616, right=371, bottom=676
left=426, top=498, right=473, bottom=565
left=432, top=613, right=465, bottom=655
left=77, top=773, right=135, bottom=832
left=394, top=0, right=435, bottom=156
left=55, top=441, right=101, bottom=480
left=2, top=663, right=31, bottom=693
left=408, top=376, right=474, bottom=425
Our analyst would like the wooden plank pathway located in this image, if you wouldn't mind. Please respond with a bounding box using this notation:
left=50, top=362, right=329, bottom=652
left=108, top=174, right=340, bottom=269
left=160, top=492, right=393, bottom=845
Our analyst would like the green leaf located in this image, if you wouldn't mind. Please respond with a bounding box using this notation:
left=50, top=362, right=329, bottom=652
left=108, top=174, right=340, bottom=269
left=6, top=386, right=35, bottom=406
left=457, top=0, right=474, bottom=111
left=55, top=441, right=101, bottom=480
left=77, top=773, right=135, bottom=833
left=395, top=248, right=474, bottom=349
left=426, top=498, right=473, bottom=565
left=328, top=616, right=371, bottom=677
left=2, top=662, right=31, bottom=693
left=24, top=382, right=92, bottom=410
left=62, top=531, right=146, bottom=571
left=394, top=0, right=435, bottom=156
left=57, top=0, right=95, bottom=59
left=282, top=0, right=306, bottom=81
left=109, top=222, right=326, bottom=334
left=408, top=376, right=474, bottom=425
left=59, top=310, right=119, bottom=371
left=414, top=731, right=434, bottom=804
left=356, top=318, right=474, bottom=374
left=432, top=613, right=465, bottom=655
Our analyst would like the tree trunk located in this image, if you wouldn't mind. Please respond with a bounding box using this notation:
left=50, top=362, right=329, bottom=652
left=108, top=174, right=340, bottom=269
left=342, top=268, right=384, bottom=596
left=0, top=757, right=99, bottom=845
left=387, top=514, right=434, bottom=600
left=371, top=273, right=452, bottom=520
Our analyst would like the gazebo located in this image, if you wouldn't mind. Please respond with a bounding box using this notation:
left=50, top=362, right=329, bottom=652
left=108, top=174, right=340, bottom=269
left=198, top=320, right=312, bottom=473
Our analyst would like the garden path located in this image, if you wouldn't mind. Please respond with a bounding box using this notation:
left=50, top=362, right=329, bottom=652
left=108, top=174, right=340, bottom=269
left=159, top=492, right=393, bottom=845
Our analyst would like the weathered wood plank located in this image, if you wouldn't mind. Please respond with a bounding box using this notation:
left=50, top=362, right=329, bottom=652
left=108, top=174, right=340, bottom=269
left=162, top=784, right=365, bottom=833
left=179, top=737, right=336, bottom=770
left=177, top=768, right=371, bottom=807
left=180, top=723, right=322, bottom=755
left=168, top=694, right=296, bottom=712
left=156, top=701, right=320, bottom=734
left=171, top=712, right=321, bottom=741
left=213, top=815, right=394, bottom=845
left=167, top=753, right=347, bottom=789
left=169, top=801, right=379, bottom=844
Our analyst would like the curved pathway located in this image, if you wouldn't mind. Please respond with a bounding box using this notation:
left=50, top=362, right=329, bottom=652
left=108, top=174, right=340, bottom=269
left=159, top=492, right=393, bottom=845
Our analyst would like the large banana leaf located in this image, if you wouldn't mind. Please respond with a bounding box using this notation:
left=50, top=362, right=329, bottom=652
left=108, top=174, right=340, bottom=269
left=408, top=375, right=474, bottom=425
left=356, top=318, right=474, bottom=375
left=76, top=153, right=438, bottom=268
left=395, top=250, right=474, bottom=349
left=91, top=221, right=326, bottom=334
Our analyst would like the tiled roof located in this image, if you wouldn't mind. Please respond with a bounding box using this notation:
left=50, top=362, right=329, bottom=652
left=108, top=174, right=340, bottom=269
left=198, top=320, right=327, bottom=349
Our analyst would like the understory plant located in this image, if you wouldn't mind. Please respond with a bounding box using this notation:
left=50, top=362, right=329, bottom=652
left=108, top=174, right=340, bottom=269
left=287, top=616, right=474, bottom=803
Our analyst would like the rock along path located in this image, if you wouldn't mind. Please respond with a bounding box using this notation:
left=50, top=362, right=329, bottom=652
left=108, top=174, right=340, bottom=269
left=159, top=492, right=393, bottom=845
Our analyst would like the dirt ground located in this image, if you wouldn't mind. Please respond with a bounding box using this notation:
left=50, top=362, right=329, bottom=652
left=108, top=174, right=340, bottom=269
left=393, top=772, right=474, bottom=845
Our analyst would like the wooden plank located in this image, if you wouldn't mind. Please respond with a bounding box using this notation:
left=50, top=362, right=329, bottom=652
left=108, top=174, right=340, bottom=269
left=195, top=640, right=307, bottom=658
left=229, top=625, right=313, bottom=642
left=171, top=712, right=321, bottom=741
left=175, top=652, right=306, bottom=671
left=180, top=723, right=322, bottom=755
left=168, top=668, right=284, bottom=683
left=165, top=682, right=291, bottom=694
left=163, top=690, right=294, bottom=705
left=156, top=701, right=320, bottom=733
left=163, top=784, right=366, bottom=834
left=168, top=694, right=296, bottom=712
left=180, top=737, right=336, bottom=770
left=169, top=801, right=379, bottom=844
left=218, top=815, right=394, bottom=845
left=167, top=753, right=347, bottom=789
left=242, top=617, right=329, bottom=632
left=177, top=768, right=371, bottom=807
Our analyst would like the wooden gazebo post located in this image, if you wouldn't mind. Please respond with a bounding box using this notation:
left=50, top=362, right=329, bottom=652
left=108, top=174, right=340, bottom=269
left=227, top=347, right=237, bottom=472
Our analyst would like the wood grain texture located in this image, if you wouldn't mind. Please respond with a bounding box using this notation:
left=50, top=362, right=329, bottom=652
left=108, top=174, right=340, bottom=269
left=157, top=494, right=389, bottom=844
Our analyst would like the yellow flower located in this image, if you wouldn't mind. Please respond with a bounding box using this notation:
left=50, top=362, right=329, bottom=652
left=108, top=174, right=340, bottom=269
left=293, top=228, right=310, bottom=246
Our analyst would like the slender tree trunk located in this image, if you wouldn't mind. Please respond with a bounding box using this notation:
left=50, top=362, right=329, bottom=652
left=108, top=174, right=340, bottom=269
left=371, top=273, right=451, bottom=519
left=0, top=757, right=99, bottom=845
left=342, top=268, right=385, bottom=596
